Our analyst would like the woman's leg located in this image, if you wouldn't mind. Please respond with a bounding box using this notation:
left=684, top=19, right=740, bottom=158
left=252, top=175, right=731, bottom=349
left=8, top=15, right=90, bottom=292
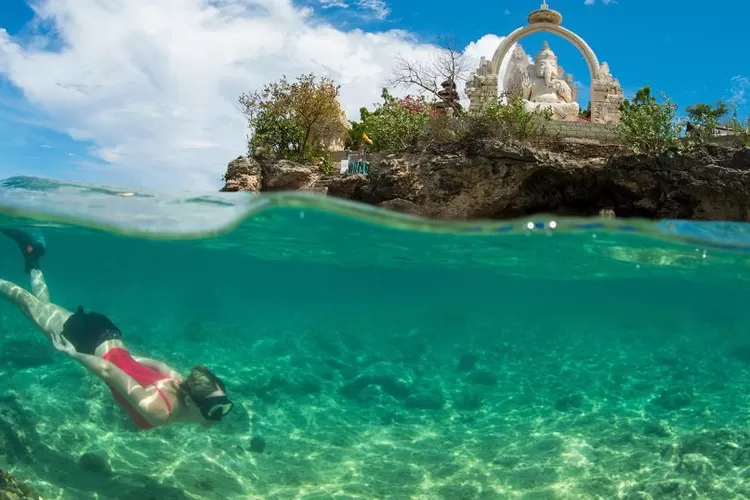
left=30, top=269, right=50, bottom=303
left=0, top=278, right=71, bottom=341
left=1, top=227, right=70, bottom=340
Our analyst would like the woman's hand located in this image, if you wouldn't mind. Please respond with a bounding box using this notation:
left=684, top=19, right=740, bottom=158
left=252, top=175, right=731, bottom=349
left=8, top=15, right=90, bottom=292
left=52, top=334, right=77, bottom=356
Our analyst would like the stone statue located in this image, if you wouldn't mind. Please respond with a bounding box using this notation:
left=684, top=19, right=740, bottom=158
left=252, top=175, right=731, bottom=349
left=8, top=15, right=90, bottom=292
left=599, top=62, right=612, bottom=81
left=590, top=60, right=625, bottom=123
left=466, top=56, right=497, bottom=112
left=502, top=45, right=531, bottom=99
left=507, top=41, right=580, bottom=121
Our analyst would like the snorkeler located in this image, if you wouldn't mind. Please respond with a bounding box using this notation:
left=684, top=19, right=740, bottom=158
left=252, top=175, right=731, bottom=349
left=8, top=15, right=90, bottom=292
left=0, top=227, right=233, bottom=430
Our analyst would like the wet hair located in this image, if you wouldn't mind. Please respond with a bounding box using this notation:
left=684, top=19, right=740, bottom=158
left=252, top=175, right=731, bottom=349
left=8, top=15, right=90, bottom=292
left=180, top=364, right=225, bottom=402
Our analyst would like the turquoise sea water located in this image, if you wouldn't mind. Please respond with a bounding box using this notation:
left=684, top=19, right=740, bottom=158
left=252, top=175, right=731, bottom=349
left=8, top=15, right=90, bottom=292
left=2, top=176, right=750, bottom=499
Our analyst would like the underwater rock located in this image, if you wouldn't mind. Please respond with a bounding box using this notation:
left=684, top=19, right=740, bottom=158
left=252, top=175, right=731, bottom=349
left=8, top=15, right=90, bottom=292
left=727, top=344, right=750, bottom=364
left=643, top=479, right=698, bottom=498
left=318, top=141, right=750, bottom=221
left=437, top=484, right=479, bottom=499
left=261, top=159, right=319, bottom=191
left=249, top=436, right=266, bottom=453
left=456, top=353, right=479, bottom=372
left=640, top=419, right=673, bottom=438
left=404, top=390, right=445, bottom=410
left=339, top=362, right=414, bottom=400
left=375, top=407, right=408, bottom=425
left=506, top=464, right=558, bottom=490
left=554, top=392, right=585, bottom=412
left=452, top=389, right=483, bottom=410
left=525, top=434, right=565, bottom=457
left=0, top=340, right=56, bottom=370
left=356, top=384, right=398, bottom=406
left=219, top=156, right=262, bottom=192
left=677, top=453, right=713, bottom=476
left=651, top=387, right=693, bottom=411
left=676, top=428, right=750, bottom=469
left=0, top=469, right=40, bottom=500
left=78, top=451, right=112, bottom=476
left=464, top=369, right=498, bottom=386
left=253, top=369, right=322, bottom=401
left=0, top=394, right=35, bottom=464
left=322, top=357, right=358, bottom=380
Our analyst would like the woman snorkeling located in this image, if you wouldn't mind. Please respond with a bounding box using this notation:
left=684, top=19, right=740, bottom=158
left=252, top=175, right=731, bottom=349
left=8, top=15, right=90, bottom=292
left=0, top=227, right=233, bottom=430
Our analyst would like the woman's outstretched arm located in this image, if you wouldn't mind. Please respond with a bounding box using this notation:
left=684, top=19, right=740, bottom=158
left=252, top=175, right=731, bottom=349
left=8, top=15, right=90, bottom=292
left=54, top=338, right=171, bottom=425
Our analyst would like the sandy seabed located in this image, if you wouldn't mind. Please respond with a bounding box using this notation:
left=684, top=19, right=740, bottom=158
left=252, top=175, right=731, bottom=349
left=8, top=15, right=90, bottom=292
left=2, top=311, right=750, bottom=500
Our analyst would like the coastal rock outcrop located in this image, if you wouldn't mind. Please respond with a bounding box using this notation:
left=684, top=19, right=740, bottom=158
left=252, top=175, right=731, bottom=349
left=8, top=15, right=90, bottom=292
left=221, top=142, right=750, bottom=221
left=261, top=159, right=319, bottom=191
left=336, top=142, right=750, bottom=221
left=220, top=156, right=262, bottom=192
left=221, top=157, right=320, bottom=193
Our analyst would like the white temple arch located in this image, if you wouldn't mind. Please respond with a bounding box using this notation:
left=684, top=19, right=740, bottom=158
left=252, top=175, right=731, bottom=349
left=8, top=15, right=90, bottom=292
left=490, top=23, right=601, bottom=84
left=466, top=2, right=624, bottom=124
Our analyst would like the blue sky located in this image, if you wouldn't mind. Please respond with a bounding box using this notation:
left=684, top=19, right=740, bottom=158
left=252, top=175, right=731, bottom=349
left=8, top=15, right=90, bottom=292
left=0, top=0, right=747, bottom=190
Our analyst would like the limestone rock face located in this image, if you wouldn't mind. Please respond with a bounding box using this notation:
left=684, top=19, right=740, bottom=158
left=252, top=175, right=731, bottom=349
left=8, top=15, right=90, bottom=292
left=261, top=159, right=319, bottom=191
left=327, top=174, right=368, bottom=200
left=220, top=156, right=262, bottom=192
left=219, top=144, right=750, bottom=222
left=328, top=142, right=750, bottom=221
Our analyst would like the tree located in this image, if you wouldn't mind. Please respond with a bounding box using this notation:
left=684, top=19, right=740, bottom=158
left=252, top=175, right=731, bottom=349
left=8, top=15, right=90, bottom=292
left=617, top=86, right=683, bottom=153
left=239, top=73, right=348, bottom=160
left=725, top=101, right=750, bottom=147
left=685, top=101, right=729, bottom=142
left=387, top=36, right=470, bottom=110
left=345, top=107, right=370, bottom=150
left=350, top=89, right=430, bottom=152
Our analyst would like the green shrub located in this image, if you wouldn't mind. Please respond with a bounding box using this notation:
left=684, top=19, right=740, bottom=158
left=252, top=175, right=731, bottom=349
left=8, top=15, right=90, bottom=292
left=459, top=95, right=550, bottom=145
left=617, top=86, right=683, bottom=153
left=345, top=113, right=369, bottom=150
left=422, top=111, right=459, bottom=144
left=360, top=90, right=430, bottom=152
left=685, top=101, right=729, bottom=143
left=319, top=152, right=333, bottom=175
left=724, top=102, right=750, bottom=147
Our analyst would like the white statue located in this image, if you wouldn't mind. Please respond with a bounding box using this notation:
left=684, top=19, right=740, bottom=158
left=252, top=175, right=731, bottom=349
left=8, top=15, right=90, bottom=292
left=506, top=41, right=580, bottom=121
left=503, top=45, right=531, bottom=100
left=598, top=62, right=612, bottom=81
left=466, top=56, right=496, bottom=111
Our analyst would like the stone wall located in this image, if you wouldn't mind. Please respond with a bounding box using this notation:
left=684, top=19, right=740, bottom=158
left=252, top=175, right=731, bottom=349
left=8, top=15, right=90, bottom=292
left=544, top=121, right=621, bottom=144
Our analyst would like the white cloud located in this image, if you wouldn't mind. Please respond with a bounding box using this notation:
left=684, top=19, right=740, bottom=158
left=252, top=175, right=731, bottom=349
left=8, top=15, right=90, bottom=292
left=0, top=0, right=505, bottom=189
left=730, top=76, right=749, bottom=105
left=584, top=0, right=614, bottom=4
left=317, top=0, right=388, bottom=18
left=319, top=0, right=348, bottom=8
left=355, top=0, right=390, bottom=19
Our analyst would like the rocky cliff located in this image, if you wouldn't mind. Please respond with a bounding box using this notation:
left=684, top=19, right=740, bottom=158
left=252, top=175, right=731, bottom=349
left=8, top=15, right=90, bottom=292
left=220, top=142, right=750, bottom=221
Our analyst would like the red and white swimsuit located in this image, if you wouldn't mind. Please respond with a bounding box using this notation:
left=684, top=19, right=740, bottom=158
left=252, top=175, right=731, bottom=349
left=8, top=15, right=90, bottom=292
left=102, top=347, right=173, bottom=430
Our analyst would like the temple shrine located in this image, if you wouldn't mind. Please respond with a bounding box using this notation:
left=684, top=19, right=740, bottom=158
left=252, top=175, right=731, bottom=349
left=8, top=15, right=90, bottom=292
left=466, top=1, right=624, bottom=124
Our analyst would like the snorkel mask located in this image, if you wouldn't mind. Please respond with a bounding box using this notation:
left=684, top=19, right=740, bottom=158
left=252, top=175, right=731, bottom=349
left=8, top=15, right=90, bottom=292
left=198, top=394, right=234, bottom=421
left=193, top=367, right=234, bottom=421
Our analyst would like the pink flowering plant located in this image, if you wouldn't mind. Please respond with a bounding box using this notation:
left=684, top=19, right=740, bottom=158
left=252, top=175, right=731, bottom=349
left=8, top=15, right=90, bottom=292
left=358, top=89, right=432, bottom=152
